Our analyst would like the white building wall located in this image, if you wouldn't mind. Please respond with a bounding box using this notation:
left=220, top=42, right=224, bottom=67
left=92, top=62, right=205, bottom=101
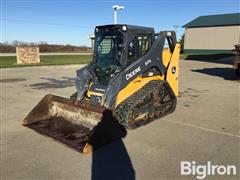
left=184, top=25, right=240, bottom=50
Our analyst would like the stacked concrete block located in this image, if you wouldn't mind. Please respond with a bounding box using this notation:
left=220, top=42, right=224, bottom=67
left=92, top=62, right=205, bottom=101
left=16, top=46, right=40, bottom=64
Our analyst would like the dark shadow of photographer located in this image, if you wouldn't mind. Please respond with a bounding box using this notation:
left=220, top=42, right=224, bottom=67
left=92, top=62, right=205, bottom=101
left=89, top=110, right=135, bottom=180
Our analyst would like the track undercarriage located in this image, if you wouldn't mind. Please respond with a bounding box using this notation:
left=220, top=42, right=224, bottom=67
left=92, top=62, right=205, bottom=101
left=116, top=80, right=176, bottom=129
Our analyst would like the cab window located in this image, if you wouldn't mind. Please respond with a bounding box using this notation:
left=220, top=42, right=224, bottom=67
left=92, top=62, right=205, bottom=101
left=128, top=34, right=152, bottom=64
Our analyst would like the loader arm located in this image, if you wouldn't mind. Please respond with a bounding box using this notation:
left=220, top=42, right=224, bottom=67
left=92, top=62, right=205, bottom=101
left=165, top=43, right=180, bottom=96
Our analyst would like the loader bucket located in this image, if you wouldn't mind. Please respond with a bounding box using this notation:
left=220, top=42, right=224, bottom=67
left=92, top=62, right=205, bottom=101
left=23, top=94, right=106, bottom=154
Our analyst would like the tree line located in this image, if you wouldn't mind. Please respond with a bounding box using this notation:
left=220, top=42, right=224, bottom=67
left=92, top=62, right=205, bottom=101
left=0, top=41, right=91, bottom=53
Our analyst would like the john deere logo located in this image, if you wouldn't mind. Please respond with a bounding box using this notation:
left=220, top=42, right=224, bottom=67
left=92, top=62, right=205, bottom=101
left=172, top=66, right=176, bottom=74
left=126, top=66, right=141, bottom=80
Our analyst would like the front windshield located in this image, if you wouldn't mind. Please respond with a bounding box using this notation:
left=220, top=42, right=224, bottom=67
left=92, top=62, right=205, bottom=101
left=94, top=30, right=123, bottom=84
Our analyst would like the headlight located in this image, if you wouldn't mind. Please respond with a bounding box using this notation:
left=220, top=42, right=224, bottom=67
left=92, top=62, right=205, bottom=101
left=122, top=25, right=127, bottom=31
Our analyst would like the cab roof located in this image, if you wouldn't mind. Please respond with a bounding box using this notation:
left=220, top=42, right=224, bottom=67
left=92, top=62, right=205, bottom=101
left=95, top=24, right=154, bottom=33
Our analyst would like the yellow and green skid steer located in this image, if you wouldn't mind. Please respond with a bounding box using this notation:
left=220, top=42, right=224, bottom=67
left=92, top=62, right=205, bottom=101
left=23, top=24, right=180, bottom=154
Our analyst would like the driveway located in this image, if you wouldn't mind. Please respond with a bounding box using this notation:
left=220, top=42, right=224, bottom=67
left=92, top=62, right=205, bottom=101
left=1, top=59, right=239, bottom=179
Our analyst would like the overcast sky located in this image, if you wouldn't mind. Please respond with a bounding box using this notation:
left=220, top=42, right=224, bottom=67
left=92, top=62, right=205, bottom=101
left=1, top=0, right=239, bottom=46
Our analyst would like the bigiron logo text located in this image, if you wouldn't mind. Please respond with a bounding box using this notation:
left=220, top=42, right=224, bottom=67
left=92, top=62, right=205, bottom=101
left=181, top=161, right=237, bottom=179
left=126, top=66, right=141, bottom=80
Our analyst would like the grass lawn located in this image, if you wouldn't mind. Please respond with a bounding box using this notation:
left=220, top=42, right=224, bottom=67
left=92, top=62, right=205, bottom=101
left=180, top=54, right=188, bottom=59
left=1, top=54, right=189, bottom=68
left=0, top=55, right=91, bottom=68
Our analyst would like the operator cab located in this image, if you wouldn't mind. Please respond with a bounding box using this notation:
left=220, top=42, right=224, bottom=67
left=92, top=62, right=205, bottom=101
left=88, top=24, right=155, bottom=105
left=92, top=24, right=155, bottom=85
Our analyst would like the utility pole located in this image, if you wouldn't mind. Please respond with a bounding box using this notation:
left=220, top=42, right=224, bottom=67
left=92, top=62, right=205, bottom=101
left=88, top=34, right=95, bottom=52
left=112, top=5, right=124, bottom=24
left=173, top=25, right=180, bottom=34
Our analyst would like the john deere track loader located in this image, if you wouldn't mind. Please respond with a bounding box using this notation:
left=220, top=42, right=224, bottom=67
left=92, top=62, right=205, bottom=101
left=23, top=24, right=180, bottom=153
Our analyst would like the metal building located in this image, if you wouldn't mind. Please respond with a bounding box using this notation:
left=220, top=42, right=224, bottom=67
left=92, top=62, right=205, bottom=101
left=183, top=13, right=240, bottom=54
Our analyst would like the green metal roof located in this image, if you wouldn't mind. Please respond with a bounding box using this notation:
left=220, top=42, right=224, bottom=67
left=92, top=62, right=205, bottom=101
left=183, top=13, right=240, bottom=28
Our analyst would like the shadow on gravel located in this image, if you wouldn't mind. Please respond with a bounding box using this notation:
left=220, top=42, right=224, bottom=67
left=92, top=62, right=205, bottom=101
left=0, top=78, right=26, bottom=83
left=30, top=76, right=75, bottom=89
left=91, top=140, right=135, bottom=180
left=91, top=110, right=135, bottom=180
left=191, top=68, right=239, bottom=81
left=185, top=54, right=233, bottom=65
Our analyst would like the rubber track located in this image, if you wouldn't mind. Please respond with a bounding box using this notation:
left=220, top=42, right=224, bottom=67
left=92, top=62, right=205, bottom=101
left=115, top=80, right=176, bottom=129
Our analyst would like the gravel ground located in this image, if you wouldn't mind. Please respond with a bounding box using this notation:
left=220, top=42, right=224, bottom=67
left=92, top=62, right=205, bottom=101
left=1, top=58, right=239, bottom=179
